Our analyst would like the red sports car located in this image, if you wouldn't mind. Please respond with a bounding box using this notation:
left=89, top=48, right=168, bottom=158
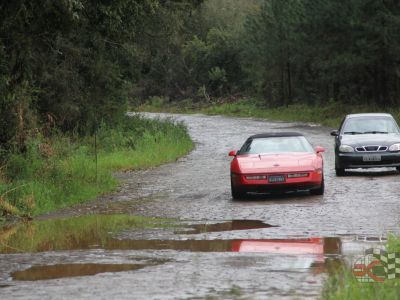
left=229, top=132, right=325, bottom=199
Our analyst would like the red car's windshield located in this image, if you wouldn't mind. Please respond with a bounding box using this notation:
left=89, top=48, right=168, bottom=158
left=238, top=136, right=314, bottom=154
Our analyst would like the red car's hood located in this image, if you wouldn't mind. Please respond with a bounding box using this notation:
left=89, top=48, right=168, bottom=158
left=236, top=152, right=318, bottom=173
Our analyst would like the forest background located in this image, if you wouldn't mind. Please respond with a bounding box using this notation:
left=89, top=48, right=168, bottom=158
left=3, top=0, right=400, bottom=151
left=1, top=0, right=400, bottom=216
left=2, top=1, right=400, bottom=297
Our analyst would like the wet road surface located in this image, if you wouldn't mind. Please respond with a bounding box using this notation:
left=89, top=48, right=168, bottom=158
left=1, top=113, right=400, bottom=299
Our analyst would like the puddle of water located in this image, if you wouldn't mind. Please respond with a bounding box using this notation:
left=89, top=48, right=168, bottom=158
left=104, top=238, right=344, bottom=276
left=0, top=215, right=277, bottom=254
left=0, top=214, right=175, bottom=254
left=9, top=238, right=344, bottom=281
left=105, top=237, right=342, bottom=254
left=174, top=220, right=274, bottom=234
left=11, top=263, right=152, bottom=281
left=0, top=284, right=12, bottom=288
left=0, top=214, right=343, bottom=265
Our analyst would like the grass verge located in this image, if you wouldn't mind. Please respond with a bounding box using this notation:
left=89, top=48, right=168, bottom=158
left=0, top=115, right=193, bottom=218
left=139, top=97, right=400, bottom=128
left=322, top=235, right=400, bottom=300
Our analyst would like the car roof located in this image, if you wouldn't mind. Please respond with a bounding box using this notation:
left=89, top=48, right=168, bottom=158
left=248, top=132, right=304, bottom=139
left=345, top=113, right=393, bottom=119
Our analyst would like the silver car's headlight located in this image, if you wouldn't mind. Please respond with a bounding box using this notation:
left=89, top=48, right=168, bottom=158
left=389, top=143, right=400, bottom=152
left=339, top=145, right=354, bottom=153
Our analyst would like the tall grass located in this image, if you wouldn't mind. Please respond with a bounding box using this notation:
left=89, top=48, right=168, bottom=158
left=322, top=270, right=400, bottom=300
left=0, top=115, right=193, bottom=217
left=322, top=235, right=400, bottom=300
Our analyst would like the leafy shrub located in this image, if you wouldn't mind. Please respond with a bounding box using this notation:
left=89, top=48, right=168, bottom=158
left=0, top=116, right=193, bottom=217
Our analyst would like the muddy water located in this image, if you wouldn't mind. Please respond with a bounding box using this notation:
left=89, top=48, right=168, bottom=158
left=11, top=263, right=158, bottom=281
left=1, top=113, right=399, bottom=299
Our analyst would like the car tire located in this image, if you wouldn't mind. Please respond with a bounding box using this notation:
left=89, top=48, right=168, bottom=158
left=231, top=180, right=245, bottom=200
left=397, top=166, right=400, bottom=172
left=335, top=168, right=345, bottom=176
left=310, top=176, right=324, bottom=195
left=335, top=156, right=346, bottom=176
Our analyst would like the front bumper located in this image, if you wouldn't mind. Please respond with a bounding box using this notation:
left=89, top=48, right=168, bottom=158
left=336, top=152, right=400, bottom=169
left=231, top=171, right=323, bottom=193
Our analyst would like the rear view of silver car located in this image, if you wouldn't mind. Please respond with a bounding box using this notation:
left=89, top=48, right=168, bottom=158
left=331, top=113, right=400, bottom=176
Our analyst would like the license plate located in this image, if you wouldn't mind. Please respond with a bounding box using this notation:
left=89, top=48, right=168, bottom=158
left=363, top=154, right=381, bottom=162
left=268, top=175, right=286, bottom=183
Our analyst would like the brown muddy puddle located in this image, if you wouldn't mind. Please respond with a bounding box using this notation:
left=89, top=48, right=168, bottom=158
left=0, top=213, right=341, bottom=254
left=0, top=214, right=345, bottom=281
left=105, top=237, right=342, bottom=254
left=8, top=238, right=343, bottom=282
left=174, top=220, right=273, bottom=234
left=1, top=215, right=346, bottom=282
left=0, top=215, right=275, bottom=254
left=11, top=263, right=155, bottom=281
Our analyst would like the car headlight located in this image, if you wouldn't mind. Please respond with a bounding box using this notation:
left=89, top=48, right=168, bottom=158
left=339, top=145, right=354, bottom=153
left=389, top=143, right=400, bottom=152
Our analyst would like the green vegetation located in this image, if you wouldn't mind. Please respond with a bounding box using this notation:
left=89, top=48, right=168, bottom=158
left=322, top=271, right=400, bottom=300
left=1, top=1, right=200, bottom=218
left=322, top=235, right=400, bottom=300
left=0, top=0, right=202, bottom=149
left=6, top=0, right=400, bottom=151
left=139, top=98, right=400, bottom=128
left=0, top=116, right=193, bottom=217
left=135, top=0, right=400, bottom=109
left=0, top=214, right=174, bottom=253
left=2, top=1, right=400, bottom=217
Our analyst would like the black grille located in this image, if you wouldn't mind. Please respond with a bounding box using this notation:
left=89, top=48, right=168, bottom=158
left=365, top=146, right=379, bottom=151
left=355, top=145, right=388, bottom=152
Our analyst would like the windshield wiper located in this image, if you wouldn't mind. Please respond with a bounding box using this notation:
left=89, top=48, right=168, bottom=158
left=344, top=131, right=363, bottom=135
left=363, top=131, right=388, bottom=134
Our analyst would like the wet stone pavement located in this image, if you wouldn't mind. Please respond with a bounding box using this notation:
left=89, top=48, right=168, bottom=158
left=1, top=113, right=400, bottom=299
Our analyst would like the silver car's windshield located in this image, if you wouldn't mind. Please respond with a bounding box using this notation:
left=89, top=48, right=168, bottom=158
left=342, top=117, right=400, bottom=134
left=239, top=136, right=314, bottom=154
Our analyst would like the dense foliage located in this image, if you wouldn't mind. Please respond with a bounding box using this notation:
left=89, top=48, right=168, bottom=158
left=0, top=115, right=193, bottom=217
left=2, top=0, right=400, bottom=152
left=0, top=0, right=201, bottom=152
left=243, top=0, right=400, bottom=107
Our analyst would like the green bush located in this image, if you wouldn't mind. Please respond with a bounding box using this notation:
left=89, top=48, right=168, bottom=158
left=0, top=116, right=193, bottom=217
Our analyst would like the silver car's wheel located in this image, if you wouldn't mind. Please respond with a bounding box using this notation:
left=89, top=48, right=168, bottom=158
left=335, top=168, right=345, bottom=176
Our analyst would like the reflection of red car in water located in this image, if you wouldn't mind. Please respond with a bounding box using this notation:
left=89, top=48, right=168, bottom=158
left=232, top=238, right=342, bottom=274
left=231, top=238, right=324, bottom=255
left=229, top=133, right=325, bottom=199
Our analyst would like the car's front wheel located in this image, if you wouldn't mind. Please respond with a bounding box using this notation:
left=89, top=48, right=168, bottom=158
left=310, top=176, right=324, bottom=195
left=231, top=180, right=246, bottom=200
left=335, top=156, right=346, bottom=176
left=335, top=168, right=345, bottom=176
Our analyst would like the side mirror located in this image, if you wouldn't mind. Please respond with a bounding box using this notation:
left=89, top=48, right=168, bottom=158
left=228, top=150, right=237, bottom=157
left=315, top=146, right=325, bottom=153
left=330, top=130, right=339, bottom=136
